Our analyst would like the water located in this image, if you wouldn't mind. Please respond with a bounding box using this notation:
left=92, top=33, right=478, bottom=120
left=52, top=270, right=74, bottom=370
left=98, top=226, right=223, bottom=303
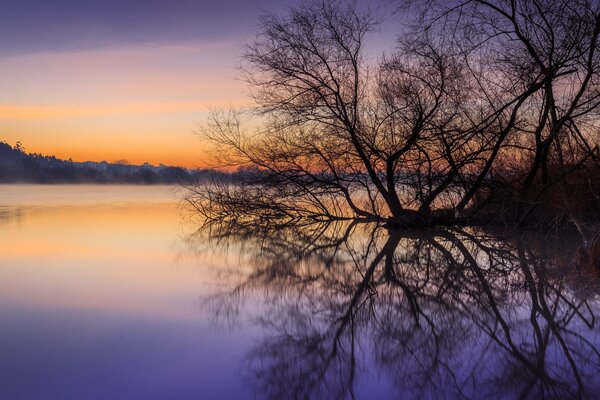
left=0, top=185, right=258, bottom=400
left=1, top=185, right=600, bottom=399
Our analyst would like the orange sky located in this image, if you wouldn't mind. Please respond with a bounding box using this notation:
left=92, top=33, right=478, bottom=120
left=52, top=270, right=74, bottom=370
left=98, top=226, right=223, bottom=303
left=0, top=43, right=252, bottom=168
left=0, top=0, right=288, bottom=169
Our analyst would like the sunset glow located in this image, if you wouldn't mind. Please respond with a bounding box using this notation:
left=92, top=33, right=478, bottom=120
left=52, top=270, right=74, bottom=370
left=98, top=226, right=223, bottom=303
left=0, top=1, right=280, bottom=167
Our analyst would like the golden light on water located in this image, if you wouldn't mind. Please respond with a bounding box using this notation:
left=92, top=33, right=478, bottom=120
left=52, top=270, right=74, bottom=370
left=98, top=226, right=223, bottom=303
left=0, top=186, right=232, bottom=319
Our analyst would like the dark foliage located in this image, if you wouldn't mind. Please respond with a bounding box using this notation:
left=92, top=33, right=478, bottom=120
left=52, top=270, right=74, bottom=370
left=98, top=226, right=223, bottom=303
left=0, top=141, right=228, bottom=184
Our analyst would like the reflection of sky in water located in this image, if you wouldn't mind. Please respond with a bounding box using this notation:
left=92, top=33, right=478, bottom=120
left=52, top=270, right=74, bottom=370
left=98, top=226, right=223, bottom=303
left=0, top=306, right=251, bottom=399
left=0, top=185, right=259, bottom=399
left=2, top=185, right=600, bottom=399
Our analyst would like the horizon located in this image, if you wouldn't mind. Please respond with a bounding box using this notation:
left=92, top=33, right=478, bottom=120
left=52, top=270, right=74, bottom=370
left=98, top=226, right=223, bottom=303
left=1, top=138, right=202, bottom=169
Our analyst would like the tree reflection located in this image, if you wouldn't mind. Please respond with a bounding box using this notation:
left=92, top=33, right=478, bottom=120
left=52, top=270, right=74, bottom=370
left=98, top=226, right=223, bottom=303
left=190, top=220, right=600, bottom=399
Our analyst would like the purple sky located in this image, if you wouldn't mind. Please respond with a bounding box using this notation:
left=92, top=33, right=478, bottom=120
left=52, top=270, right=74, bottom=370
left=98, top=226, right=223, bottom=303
left=0, top=0, right=286, bottom=55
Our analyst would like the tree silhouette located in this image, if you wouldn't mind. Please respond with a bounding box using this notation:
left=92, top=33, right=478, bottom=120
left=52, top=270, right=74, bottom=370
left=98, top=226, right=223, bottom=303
left=193, top=0, right=600, bottom=227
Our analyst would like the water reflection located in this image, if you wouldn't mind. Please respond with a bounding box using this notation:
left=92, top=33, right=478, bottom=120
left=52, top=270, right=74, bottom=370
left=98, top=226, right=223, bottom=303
left=193, top=221, right=600, bottom=399
left=0, top=206, right=22, bottom=225
left=0, top=185, right=257, bottom=399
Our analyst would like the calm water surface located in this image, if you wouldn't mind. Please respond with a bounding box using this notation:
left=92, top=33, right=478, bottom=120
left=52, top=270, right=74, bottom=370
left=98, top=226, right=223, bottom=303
left=0, top=185, right=262, bottom=400
left=1, top=185, right=600, bottom=399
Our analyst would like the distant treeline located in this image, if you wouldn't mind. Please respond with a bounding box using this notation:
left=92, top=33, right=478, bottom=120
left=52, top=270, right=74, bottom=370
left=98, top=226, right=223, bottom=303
left=0, top=141, right=243, bottom=184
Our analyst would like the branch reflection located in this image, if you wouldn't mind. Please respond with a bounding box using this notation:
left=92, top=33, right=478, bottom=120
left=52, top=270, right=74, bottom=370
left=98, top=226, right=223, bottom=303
left=191, top=220, right=600, bottom=399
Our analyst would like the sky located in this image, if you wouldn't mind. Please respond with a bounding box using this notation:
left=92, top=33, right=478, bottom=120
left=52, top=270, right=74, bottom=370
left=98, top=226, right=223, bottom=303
left=0, top=0, right=286, bottom=168
left=0, top=0, right=395, bottom=168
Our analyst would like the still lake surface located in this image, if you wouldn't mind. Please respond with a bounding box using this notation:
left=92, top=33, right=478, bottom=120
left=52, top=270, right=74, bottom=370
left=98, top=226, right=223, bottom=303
left=0, top=185, right=264, bottom=400
left=1, top=185, right=600, bottom=399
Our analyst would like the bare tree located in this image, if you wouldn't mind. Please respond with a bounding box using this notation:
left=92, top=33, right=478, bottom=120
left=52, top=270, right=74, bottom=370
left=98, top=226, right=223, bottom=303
left=191, top=0, right=600, bottom=227
left=411, top=0, right=600, bottom=221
